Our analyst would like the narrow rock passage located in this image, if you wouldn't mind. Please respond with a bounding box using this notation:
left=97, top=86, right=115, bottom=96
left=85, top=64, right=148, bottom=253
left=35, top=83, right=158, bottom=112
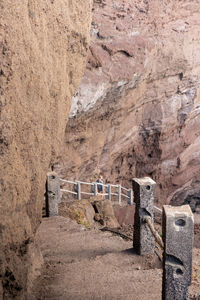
left=32, top=216, right=162, bottom=300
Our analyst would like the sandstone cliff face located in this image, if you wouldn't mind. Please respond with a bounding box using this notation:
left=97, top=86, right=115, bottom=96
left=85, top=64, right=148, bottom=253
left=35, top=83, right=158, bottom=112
left=57, top=0, right=200, bottom=210
left=0, top=1, right=92, bottom=298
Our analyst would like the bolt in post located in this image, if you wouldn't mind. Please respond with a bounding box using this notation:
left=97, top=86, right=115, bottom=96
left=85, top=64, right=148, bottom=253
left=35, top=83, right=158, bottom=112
left=46, top=172, right=60, bottom=217
left=162, top=205, right=194, bottom=300
left=132, top=177, right=156, bottom=255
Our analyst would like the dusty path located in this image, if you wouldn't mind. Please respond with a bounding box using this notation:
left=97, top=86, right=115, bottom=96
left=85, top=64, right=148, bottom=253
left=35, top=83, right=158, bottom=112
left=32, top=216, right=200, bottom=300
left=32, top=216, right=162, bottom=300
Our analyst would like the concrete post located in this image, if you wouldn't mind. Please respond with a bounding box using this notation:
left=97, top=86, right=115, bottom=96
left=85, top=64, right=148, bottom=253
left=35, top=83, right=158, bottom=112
left=107, top=184, right=111, bottom=201
left=94, top=183, right=98, bottom=196
left=162, top=205, right=194, bottom=300
left=118, top=185, right=121, bottom=205
left=77, top=181, right=81, bottom=200
left=132, top=177, right=156, bottom=255
left=46, top=172, right=60, bottom=217
left=128, top=189, right=133, bottom=205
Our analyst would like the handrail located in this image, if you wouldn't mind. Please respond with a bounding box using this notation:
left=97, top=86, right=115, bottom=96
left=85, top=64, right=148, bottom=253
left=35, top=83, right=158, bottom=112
left=60, top=189, right=77, bottom=195
left=93, top=182, right=108, bottom=188
left=121, top=193, right=129, bottom=199
left=78, top=180, right=94, bottom=186
left=121, top=186, right=129, bottom=192
left=110, top=184, right=119, bottom=188
left=81, top=191, right=94, bottom=196
left=60, top=179, right=76, bottom=185
left=154, top=206, right=162, bottom=214
left=60, top=177, right=133, bottom=205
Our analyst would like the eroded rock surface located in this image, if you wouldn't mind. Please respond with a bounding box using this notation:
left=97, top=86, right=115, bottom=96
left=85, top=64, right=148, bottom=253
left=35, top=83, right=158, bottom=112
left=57, top=0, right=200, bottom=209
left=0, top=1, right=92, bottom=298
left=59, top=200, right=95, bottom=228
left=93, top=198, right=120, bottom=228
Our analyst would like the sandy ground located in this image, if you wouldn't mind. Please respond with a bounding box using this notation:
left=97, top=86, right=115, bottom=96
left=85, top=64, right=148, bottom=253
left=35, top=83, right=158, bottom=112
left=31, top=216, right=200, bottom=300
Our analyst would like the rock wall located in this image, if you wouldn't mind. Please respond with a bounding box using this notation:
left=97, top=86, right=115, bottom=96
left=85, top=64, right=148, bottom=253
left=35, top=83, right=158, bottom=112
left=0, top=1, right=92, bottom=298
left=57, top=0, right=200, bottom=210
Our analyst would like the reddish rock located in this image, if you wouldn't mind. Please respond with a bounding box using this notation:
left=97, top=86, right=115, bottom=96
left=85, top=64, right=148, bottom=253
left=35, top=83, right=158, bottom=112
left=57, top=0, right=200, bottom=212
left=113, top=204, right=135, bottom=226
left=93, top=199, right=120, bottom=228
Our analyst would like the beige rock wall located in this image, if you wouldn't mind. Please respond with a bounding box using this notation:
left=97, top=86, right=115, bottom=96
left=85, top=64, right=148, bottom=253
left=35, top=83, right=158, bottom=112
left=0, top=1, right=92, bottom=298
left=57, top=0, right=200, bottom=210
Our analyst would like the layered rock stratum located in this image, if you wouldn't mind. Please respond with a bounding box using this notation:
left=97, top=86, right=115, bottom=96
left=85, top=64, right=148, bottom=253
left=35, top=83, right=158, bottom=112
left=57, top=0, right=200, bottom=210
left=0, top=1, right=92, bottom=298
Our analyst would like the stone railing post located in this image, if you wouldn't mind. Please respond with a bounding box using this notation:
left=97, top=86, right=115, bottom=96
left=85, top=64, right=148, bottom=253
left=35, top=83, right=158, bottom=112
left=106, top=184, right=111, bottom=201
left=118, top=185, right=121, bottom=205
left=94, top=183, right=98, bottom=196
left=162, top=205, right=194, bottom=300
left=46, top=172, right=60, bottom=217
left=76, top=181, right=81, bottom=200
left=128, top=189, right=133, bottom=205
left=132, top=177, right=156, bottom=255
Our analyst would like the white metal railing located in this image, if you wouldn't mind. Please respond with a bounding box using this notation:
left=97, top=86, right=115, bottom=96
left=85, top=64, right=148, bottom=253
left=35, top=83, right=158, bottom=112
left=154, top=206, right=162, bottom=214
left=60, top=178, right=133, bottom=205
left=60, top=178, right=163, bottom=210
left=60, top=189, right=77, bottom=195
